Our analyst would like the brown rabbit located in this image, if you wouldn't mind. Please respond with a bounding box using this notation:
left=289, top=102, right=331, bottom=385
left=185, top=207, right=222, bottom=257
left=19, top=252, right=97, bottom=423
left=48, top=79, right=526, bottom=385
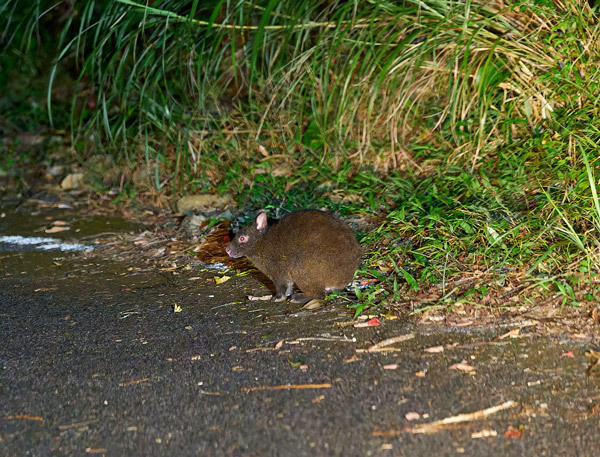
left=226, top=210, right=362, bottom=303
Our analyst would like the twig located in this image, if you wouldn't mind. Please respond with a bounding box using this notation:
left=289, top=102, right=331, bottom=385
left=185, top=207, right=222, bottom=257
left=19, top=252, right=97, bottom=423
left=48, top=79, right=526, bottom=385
left=58, top=419, right=99, bottom=430
left=372, top=400, right=517, bottom=436
left=292, top=337, right=355, bottom=343
left=119, top=377, right=149, bottom=386
left=199, top=390, right=222, bottom=396
left=410, top=401, right=517, bottom=434
left=4, top=414, right=44, bottom=421
left=245, top=336, right=355, bottom=352
left=242, top=383, right=331, bottom=393
left=356, top=333, right=415, bottom=353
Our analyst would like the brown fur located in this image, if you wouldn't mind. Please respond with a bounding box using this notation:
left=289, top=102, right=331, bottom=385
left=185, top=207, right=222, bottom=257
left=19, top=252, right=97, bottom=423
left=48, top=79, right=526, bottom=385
left=226, top=210, right=362, bottom=303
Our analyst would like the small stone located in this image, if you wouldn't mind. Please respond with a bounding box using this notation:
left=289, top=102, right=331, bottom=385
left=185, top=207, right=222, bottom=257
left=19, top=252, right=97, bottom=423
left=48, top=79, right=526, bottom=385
left=60, top=173, right=85, bottom=190
left=176, top=194, right=234, bottom=215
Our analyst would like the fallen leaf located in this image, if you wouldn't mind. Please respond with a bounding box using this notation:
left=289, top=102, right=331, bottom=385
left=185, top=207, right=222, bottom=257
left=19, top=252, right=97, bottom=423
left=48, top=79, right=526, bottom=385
left=302, top=298, right=324, bottom=310
left=383, top=364, right=398, bottom=370
left=247, top=294, right=273, bottom=301
left=448, top=361, right=476, bottom=373
left=367, top=317, right=380, bottom=326
left=272, top=163, right=294, bottom=177
left=472, top=429, right=498, bottom=439
left=498, top=329, right=521, bottom=339
left=344, top=355, right=360, bottom=363
left=214, top=275, right=231, bottom=284
left=503, top=426, right=521, bottom=438
left=258, top=144, right=269, bottom=156
left=591, top=306, right=600, bottom=324
left=569, top=333, right=590, bottom=340
left=45, top=226, right=70, bottom=233
left=175, top=194, right=234, bottom=214
left=561, top=351, right=575, bottom=358
left=325, top=190, right=365, bottom=204
left=194, top=222, right=232, bottom=263
left=405, top=412, right=420, bottom=421
left=585, top=349, right=600, bottom=376
left=354, top=322, right=370, bottom=328
left=354, top=317, right=381, bottom=328
left=424, top=345, right=444, bottom=353
left=449, top=320, right=475, bottom=327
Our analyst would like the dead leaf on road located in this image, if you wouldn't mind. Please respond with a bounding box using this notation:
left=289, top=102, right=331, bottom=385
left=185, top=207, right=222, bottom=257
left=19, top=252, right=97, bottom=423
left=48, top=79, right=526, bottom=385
left=247, top=294, right=273, bottom=301
left=448, top=361, right=476, bottom=373
left=504, top=425, right=522, bottom=438
left=498, top=328, right=521, bottom=339
left=302, top=298, right=324, bottom=310
left=45, top=225, right=70, bottom=233
left=354, top=317, right=380, bottom=328
left=472, top=429, right=498, bottom=438
left=405, top=412, right=420, bottom=421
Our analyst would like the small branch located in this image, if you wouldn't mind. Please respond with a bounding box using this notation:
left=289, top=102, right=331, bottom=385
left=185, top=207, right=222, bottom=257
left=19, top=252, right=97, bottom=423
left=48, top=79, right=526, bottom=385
left=119, top=377, right=149, bottom=386
left=356, top=333, right=415, bottom=353
left=4, top=414, right=44, bottom=422
left=373, top=400, right=518, bottom=436
left=58, top=419, right=100, bottom=430
left=242, top=383, right=331, bottom=393
left=410, top=401, right=517, bottom=434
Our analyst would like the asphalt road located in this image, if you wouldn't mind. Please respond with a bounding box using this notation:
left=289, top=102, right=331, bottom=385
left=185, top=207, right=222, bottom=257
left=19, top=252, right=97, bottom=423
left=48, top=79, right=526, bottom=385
left=1, top=246, right=599, bottom=456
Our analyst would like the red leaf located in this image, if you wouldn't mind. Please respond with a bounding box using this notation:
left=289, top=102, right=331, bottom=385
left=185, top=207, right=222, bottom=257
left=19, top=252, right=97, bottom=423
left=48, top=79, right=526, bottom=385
left=367, top=317, right=380, bottom=326
left=504, top=426, right=521, bottom=438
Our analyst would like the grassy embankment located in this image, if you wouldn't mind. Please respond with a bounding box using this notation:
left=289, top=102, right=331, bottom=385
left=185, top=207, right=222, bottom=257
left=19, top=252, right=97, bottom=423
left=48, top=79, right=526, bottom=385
left=3, top=0, right=600, bottom=313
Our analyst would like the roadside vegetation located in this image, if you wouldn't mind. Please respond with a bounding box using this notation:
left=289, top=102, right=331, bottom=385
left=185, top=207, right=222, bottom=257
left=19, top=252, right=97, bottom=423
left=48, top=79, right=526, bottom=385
left=2, top=0, right=600, bottom=313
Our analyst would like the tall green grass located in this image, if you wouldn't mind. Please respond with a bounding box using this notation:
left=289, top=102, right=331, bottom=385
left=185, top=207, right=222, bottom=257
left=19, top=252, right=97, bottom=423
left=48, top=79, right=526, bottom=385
left=23, top=0, right=595, bottom=169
